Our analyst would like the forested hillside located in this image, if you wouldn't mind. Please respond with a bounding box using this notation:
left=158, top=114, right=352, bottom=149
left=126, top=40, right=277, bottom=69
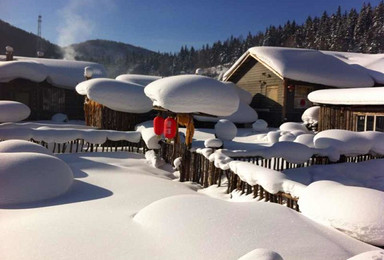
left=1, top=2, right=383, bottom=78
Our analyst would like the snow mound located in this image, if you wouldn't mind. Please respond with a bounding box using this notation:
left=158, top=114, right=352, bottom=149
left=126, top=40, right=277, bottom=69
left=279, top=122, right=309, bottom=133
left=0, top=140, right=52, bottom=155
left=204, top=138, right=223, bottom=148
left=144, top=75, right=240, bottom=116
left=269, top=141, right=313, bottom=164
left=0, top=101, right=30, bottom=122
left=51, top=113, right=68, bottom=122
left=223, top=81, right=253, bottom=105
left=136, top=121, right=161, bottom=150
left=115, top=74, right=161, bottom=86
left=76, top=78, right=153, bottom=113
left=299, top=181, right=384, bottom=246
left=223, top=101, right=258, bottom=123
left=252, top=119, right=268, bottom=132
left=134, top=194, right=374, bottom=260
left=215, top=119, right=237, bottom=141
left=0, top=152, right=73, bottom=205
left=238, top=248, right=284, bottom=260
left=145, top=150, right=165, bottom=168
left=347, top=250, right=384, bottom=260
left=301, top=106, right=320, bottom=125
left=294, top=134, right=315, bottom=148
left=314, top=130, right=384, bottom=158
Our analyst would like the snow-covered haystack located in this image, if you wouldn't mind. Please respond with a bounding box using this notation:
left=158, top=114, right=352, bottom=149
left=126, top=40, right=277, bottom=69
left=144, top=75, right=240, bottom=116
left=299, top=181, right=384, bottom=246
left=0, top=152, right=73, bottom=205
left=134, top=194, right=373, bottom=260
left=0, top=140, right=52, bottom=155
left=76, top=78, right=153, bottom=113
left=238, top=248, right=284, bottom=260
left=215, top=119, right=237, bottom=141
left=115, top=74, right=161, bottom=86
left=0, top=101, right=31, bottom=122
left=204, top=138, right=223, bottom=148
left=301, top=106, right=320, bottom=125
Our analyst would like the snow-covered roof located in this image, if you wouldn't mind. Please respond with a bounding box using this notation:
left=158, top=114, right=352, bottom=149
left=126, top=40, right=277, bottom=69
left=308, top=87, right=384, bottom=105
left=144, top=75, right=240, bottom=116
left=115, top=74, right=161, bottom=86
left=224, top=47, right=384, bottom=88
left=0, top=56, right=107, bottom=90
left=76, top=78, right=153, bottom=113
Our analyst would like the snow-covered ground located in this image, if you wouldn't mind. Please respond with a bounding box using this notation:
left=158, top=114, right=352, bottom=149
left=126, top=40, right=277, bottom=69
left=0, top=151, right=379, bottom=260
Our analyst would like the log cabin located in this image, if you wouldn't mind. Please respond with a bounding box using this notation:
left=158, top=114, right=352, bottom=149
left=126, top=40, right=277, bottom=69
left=223, top=47, right=384, bottom=127
left=308, top=87, right=384, bottom=132
left=0, top=55, right=107, bottom=121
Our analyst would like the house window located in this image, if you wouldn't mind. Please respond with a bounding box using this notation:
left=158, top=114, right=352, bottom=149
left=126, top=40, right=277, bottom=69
left=355, top=114, right=384, bottom=132
left=294, top=86, right=313, bottom=109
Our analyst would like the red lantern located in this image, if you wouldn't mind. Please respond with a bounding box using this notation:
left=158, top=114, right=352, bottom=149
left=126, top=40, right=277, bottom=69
left=153, top=115, right=164, bottom=135
left=164, top=117, right=177, bottom=139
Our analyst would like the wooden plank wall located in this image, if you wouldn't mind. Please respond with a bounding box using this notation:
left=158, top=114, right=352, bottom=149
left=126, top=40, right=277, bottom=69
left=84, top=98, right=154, bottom=131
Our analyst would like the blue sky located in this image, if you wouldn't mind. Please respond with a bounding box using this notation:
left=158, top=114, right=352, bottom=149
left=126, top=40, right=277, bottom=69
left=1, top=0, right=382, bottom=53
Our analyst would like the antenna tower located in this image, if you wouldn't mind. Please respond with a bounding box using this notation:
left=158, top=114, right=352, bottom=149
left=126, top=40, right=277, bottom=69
left=36, top=15, right=44, bottom=57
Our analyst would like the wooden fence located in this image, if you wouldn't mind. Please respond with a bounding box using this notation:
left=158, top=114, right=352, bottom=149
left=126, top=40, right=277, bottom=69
left=30, top=138, right=149, bottom=154
left=159, top=141, right=382, bottom=211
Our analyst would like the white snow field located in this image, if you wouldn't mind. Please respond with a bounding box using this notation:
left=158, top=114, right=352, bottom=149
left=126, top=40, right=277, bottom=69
left=0, top=151, right=378, bottom=260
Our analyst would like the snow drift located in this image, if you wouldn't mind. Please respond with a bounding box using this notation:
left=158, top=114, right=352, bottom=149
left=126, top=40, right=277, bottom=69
left=0, top=101, right=31, bottom=122
left=0, top=152, right=73, bottom=205
left=299, top=181, right=384, bottom=246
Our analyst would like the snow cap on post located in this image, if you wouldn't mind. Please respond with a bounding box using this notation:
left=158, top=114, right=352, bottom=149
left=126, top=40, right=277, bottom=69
left=144, top=75, right=240, bottom=116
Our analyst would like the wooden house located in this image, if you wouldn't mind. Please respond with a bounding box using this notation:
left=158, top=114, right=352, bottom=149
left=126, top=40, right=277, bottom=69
left=0, top=55, right=107, bottom=121
left=308, top=87, right=384, bottom=132
left=223, top=47, right=383, bottom=126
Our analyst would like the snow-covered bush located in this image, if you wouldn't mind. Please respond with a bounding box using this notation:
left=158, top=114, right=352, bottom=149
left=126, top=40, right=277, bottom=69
left=0, top=152, right=73, bottom=205
left=0, top=101, right=30, bottom=122
left=215, top=119, right=237, bottom=141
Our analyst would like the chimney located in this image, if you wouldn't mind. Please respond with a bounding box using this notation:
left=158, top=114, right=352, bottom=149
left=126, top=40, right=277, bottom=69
left=5, top=46, right=14, bottom=61
left=84, top=66, right=93, bottom=80
left=37, top=51, right=44, bottom=58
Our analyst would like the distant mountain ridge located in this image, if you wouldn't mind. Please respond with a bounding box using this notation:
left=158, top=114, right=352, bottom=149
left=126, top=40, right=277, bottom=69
left=1, top=2, right=383, bottom=78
